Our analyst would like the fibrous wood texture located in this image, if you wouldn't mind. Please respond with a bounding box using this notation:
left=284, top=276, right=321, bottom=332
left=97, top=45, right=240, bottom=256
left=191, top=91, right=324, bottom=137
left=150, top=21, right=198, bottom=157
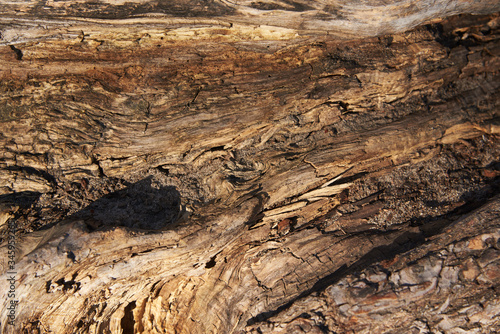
left=0, top=1, right=499, bottom=333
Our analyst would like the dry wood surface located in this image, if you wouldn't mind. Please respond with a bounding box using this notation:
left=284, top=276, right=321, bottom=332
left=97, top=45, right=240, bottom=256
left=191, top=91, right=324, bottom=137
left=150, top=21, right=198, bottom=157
left=0, top=1, right=499, bottom=333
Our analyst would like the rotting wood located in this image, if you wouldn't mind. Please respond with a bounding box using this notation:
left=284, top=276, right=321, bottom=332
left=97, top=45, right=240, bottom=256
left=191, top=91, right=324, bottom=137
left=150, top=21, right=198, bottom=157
left=0, top=1, right=499, bottom=333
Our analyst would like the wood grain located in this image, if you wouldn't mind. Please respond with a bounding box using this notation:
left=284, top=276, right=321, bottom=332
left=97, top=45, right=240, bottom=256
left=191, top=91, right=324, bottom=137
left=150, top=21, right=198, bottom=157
left=0, top=3, right=499, bottom=334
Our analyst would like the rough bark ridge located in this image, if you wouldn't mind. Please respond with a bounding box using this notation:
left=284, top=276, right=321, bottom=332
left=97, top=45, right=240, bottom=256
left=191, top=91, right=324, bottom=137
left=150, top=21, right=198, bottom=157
left=0, top=1, right=499, bottom=333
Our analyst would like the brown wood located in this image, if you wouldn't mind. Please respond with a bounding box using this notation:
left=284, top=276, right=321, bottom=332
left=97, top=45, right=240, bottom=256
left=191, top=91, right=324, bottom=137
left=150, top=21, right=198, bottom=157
left=0, top=1, right=499, bottom=333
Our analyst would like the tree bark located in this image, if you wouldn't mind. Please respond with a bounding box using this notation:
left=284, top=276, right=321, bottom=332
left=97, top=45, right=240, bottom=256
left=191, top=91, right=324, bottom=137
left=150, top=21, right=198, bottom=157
left=0, top=1, right=499, bottom=333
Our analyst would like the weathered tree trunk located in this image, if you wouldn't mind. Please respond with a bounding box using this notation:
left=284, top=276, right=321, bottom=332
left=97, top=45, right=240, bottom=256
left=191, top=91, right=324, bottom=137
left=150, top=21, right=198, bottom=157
left=0, top=1, right=499, bottom=333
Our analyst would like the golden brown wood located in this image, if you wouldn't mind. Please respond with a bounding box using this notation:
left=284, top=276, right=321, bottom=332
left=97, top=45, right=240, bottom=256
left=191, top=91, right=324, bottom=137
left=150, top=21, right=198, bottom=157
left=0, top=2, right=499, bottom=333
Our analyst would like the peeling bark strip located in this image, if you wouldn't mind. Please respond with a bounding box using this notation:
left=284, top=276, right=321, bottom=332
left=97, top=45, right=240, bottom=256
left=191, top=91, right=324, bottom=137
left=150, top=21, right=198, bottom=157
left=0, top=1, right=499, bottom=334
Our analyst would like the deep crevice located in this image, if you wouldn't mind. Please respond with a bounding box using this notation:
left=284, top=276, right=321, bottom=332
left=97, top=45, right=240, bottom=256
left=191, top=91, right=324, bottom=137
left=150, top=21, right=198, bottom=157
left=9, top=45, right=23, bottom=60
left=121, top=301, right=136, bottom=334
left=205, top=254, right=217, bottom=268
